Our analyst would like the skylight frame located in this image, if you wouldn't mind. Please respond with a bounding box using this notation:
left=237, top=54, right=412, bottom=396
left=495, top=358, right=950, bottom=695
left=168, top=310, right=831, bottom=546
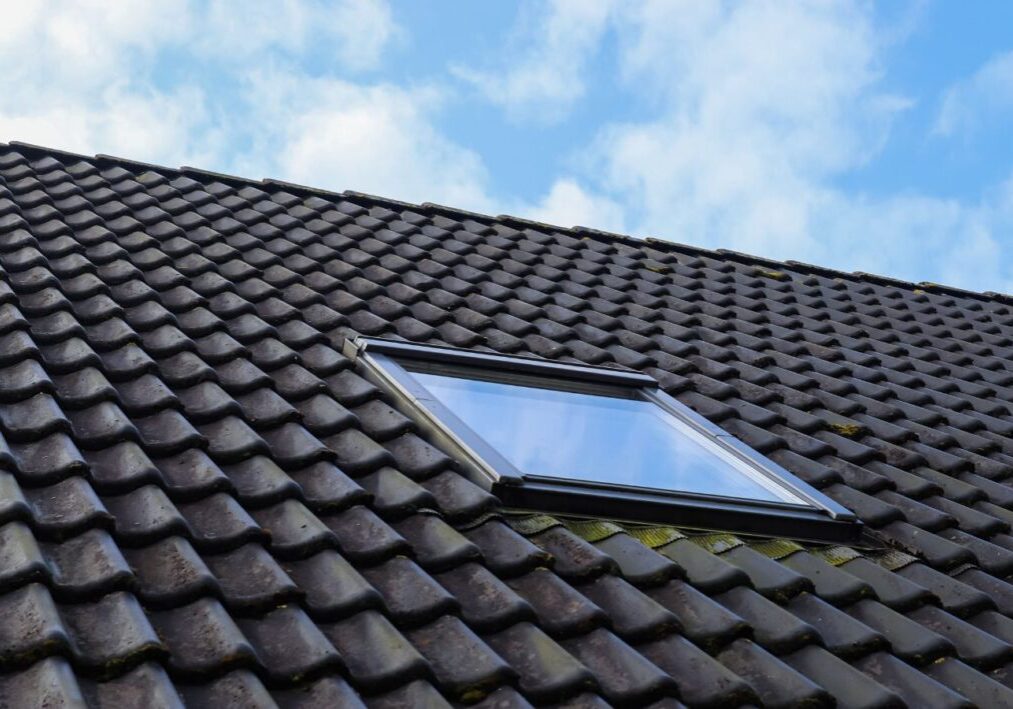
left=347, top=337, right=861, bottom=543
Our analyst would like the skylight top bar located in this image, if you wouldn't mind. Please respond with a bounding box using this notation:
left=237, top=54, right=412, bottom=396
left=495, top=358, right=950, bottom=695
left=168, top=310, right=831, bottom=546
left=350, top=337, right=657, bottom=388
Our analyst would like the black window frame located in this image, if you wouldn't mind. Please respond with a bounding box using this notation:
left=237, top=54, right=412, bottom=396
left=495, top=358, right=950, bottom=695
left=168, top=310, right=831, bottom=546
left=346, top=336, right=861, bottom=543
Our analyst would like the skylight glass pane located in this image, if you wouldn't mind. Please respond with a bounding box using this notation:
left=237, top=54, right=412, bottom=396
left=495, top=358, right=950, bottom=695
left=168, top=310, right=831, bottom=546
left=412, top=371, right=804, bottom=504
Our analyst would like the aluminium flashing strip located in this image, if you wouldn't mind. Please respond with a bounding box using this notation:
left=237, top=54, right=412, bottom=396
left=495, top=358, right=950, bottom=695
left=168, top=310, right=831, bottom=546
left=348, top=337, right=862, bottom=543
left=499, top=480, right=861, bottom=543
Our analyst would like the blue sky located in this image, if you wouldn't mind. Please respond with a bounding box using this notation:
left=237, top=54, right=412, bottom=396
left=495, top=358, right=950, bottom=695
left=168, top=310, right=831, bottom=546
left=3, top=1, right=1013, bottom=292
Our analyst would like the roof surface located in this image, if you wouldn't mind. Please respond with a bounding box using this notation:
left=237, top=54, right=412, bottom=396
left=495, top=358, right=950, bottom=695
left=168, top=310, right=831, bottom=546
left=0, top=141, right=1012, bottom=708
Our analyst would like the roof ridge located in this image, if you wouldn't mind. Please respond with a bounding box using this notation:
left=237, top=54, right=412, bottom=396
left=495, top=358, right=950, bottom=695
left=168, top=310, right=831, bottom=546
left=3, top=140, right=1010, bottom=305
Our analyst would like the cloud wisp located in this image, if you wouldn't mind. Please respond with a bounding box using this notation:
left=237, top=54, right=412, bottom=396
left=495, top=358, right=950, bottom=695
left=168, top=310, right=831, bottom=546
left=450, top=0, right=612, bottom=126
left=935, top=50, right=1013, bottom=138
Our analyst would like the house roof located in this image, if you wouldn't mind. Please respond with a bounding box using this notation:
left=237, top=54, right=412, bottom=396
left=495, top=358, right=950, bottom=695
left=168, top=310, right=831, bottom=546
left=0, top=141, right=1012, bottom=708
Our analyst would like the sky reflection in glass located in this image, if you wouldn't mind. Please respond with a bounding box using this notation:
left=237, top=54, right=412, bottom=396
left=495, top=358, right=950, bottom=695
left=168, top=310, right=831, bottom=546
left=412, top=372, right=800, bottom=503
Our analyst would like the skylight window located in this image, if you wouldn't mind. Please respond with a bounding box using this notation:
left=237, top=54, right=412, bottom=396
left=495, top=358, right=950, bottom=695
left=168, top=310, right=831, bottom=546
left=348, top=337, right=860, bottom=542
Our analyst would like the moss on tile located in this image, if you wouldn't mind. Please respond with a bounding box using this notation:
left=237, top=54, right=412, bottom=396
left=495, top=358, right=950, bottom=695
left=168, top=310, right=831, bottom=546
left=828, top=422, right=864, bottom=437
left=689, top=533, right=744, bottom=555
left=749, top=539, right=805, bottom=560
left=564, top=519, right=625, bottom=543
left=871, top=549, right=919, bottom=571
left=809, top=545, right=862, bottom=566
left=755, top=268, right=789, bottom=281
left=623, top=526, right=686, bottom=549
left=643, top=261, right=671, bottom=274
left=505, top=514, right=563, bottom=536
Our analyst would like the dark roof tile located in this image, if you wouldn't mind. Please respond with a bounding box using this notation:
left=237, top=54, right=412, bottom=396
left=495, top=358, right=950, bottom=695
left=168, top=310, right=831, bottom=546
left=394, top=513, right=481, bottom=571
left=60, top=591, right=165, bottom=676
left=836, top=556, right=933, bottom=611
left=576, top=574, right=679, bottom=643
left=149, top=599, right=253, bottom=672
left=273, top=675, right=366, bottom=709
left=103, top=485, right=187, bottom=545
left=846, top=598, right=954, bottom=665
left=80, top=662, right=185, bottom=709
left=895, top=563, right=995, bottom=617
left=789, top=591, right=887, bottom=659
left=404, top=615, right=515, bottom=703
left=717, top=543, right=812, bottom=602
left=204, top=542, right=299, bottom=611
left=361, top=556, right=457, bottom=626
left=361, top=466, right=437, bottom=516
left=781, top=644, right=904, bottom=709
left=779, top=549, right=875, bottom=605
left=436, top=562, right=533, bottom=632
left=235, top=606, right=342, bottom=684
left=0, top=583, right=70, bottom=671
left=283, top=549, right=381, bottom=620
left=0, top=522, right=47, bottom=594
left=177, top=670, right=276, bottom=709
left=484, top=622, right=595, bottom=703
left=43, top=528, right=132, bottom=600
left=365, top=679, right=451, bottom=709
left=250, top=498, right=334, bottom=559
left=649, top=536, right=749, bottom=594
left=908, top=604, right=1013, bottom=669
left=853, top=652, right=973, bottom=709
left=0, top=657, right=86, bottom=708
left=925, top=657, right=1013, bottom=708
left=176, top=492, right=264, bottom=552
left=320, top=610, right=429, bottom=692
left=9, top=432, right=88, bottom=484
left=123, top=536, right=216, bottom=608
left=83, top=443, right=158, bottom=492
left=26, top=476, right=111, bottom=539
left=526, top=525, right=617, bottom=580
left=717, top=585, right=818, bottom=654
left=717, top=638, right=831, bottom=708
left=288, top=460, right=368, bottom=512
left=464, top=519, right=553, bottom=578
left=382, top=432, right=454, bottom=479
left=590, top=531, right=682, bottom=586
left=326, top=428, right=396, bottom=475
left=507, top=568, right=607, bottom=638
left=197, top=416, right=268, bottom=462
left=155, top=448, right=230, bottom=500
left=646, top=579, right=749, bottom=653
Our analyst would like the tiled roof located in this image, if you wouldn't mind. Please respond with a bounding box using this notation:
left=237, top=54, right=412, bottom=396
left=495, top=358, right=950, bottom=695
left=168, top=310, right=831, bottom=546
left=0, top=140, right=1012, bottom=707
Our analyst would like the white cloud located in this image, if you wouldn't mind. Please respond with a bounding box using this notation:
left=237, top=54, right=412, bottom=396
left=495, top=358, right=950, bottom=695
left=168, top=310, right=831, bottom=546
left=0, top=1, right=216, bottom=165
left=594, top=1, right=910, bottom=253
left=199, top=0, right=399, bottom=71
left=237, top=73, right=494, bottom=210
left=935, top=50, right=1013, bottom=137
left=451, top=0, right=613, bottom=125
left=0, top=86, right=219, bottom=167
left=0, top=0, right=402, bottom=170
left=521, top=178, right=626, bottom=232
left=0, top=1, right=189, bottom=91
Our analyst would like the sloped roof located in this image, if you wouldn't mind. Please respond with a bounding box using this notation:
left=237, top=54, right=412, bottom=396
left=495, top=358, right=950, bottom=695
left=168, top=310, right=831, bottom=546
left=0, top=141, right=1012, bottom=707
